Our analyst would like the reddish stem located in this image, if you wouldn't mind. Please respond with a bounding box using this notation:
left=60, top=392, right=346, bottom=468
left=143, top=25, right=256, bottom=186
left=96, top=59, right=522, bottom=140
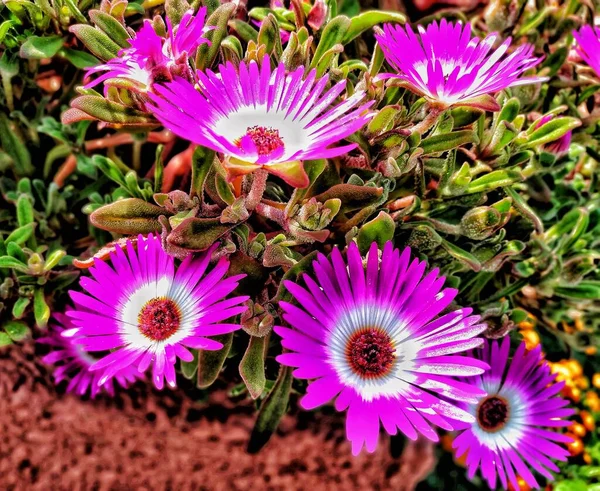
left=255, top=202, right=286, bottom=226
left=53, top=154, right=77, bottom=188
left=162, top=146, right=195, bottom=192
left=84, top=130, right=174, bottom=151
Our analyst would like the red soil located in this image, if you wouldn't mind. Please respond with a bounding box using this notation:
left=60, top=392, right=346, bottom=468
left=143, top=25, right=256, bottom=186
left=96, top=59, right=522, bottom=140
left=0, top=342, right=435, bottom=490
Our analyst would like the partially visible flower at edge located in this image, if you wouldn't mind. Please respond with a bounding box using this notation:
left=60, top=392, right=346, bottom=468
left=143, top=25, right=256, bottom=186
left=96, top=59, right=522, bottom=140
left=65, top=234, right=248, bottom=390
left=375, top=19, right=547, bottom=111
left=148, top=56, right=374, bottom=188
left=453, top=338, right=574, bottom=490
left=573, top=24, right=600, bottom=78
left=82, top=8, right=210, bottom=91
left=275, top=241, right=490, bottom=455
left=38, top=312, right=141, bottom=398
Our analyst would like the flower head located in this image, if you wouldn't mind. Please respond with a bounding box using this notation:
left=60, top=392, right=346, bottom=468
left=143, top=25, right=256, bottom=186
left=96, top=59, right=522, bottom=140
left=453, top=338, right=574, bottom=490
left=84, top=8, right=210, bottom=90
left=375, top=20, right=546, bottom=110
left=573, top=25, right=600, bottom=77
left=65, top=234, right=248, bottom=390
left=148, top=56, right=374, bottom=187
left=275, top=241, right=489, bottom=455
left=39, top=313, right=140, bottom=397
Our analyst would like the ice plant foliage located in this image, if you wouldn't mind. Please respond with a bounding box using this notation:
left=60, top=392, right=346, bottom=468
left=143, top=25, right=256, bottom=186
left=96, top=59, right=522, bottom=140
left=39, top=313, right=140, bottom=398
left=10, top=0, right=600, bottom=485
left=148, top=57, right=374, bottom=187
left=84, top=8, right=210, bottom=90
left=376, top=20, right=546, bottom=110
left=535, top=114, right=572, bottom=156
left=453, top=338, right=574, bottom=490
left=252, top=0, right=291, bottom=43
left=573, top=25, right=600, bottom=77
left=275, top=242, right=490, bottom=455
left=65, top=234, right=248, bottom=389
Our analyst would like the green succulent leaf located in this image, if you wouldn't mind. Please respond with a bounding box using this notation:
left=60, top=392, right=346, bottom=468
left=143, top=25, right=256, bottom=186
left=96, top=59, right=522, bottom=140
left=167, top=218, right=233, bottom=251
left=526, top=117, right=580, bottom=148
left=0, top=256, right=29, bottom=273
left=70, top=25, right=121, bottom=61
left=19, top=35, right=64, bottom=59
left=357, top=211, right=395, bottom=254
left=310, top=15, right=350, bottom=70
left=4, top=320, right=30, bottom=341
left=33, top=288, right=50, bottom=329
left=69, top=96, right=151, bottom=125
left=197, top=333, right=234, bottom=388
left=248, top=366, right=293, bottom=453
left=89, top=10, right=131, bottom=48
left=343, top=10, right=406, bottom=44
left=554, top=281, right=600, bottom=300
left=5, top=223, right=35, bottom=245
left=196, top=3, right=236, bottom=70
left=239, top=335, right=267, bottom=400
left=90, top=198, right=167, bottom=234
left=421, top=130, right=475, bottom=155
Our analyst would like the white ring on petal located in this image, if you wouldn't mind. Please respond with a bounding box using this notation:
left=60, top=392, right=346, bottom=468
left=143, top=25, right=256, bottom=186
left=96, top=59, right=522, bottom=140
left=326, top=303, right=420, bottom=401
left=468, top=382, right=528, bottom=452
left=118, top=275, right=200, bottom=352
left=212, top=105, right=309, bottom=162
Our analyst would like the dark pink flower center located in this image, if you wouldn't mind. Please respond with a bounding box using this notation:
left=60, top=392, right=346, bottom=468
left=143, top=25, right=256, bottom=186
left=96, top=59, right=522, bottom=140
left=138, top=298, right=181, bottom=341
left=477, top=396, right=510, bottom=432
left=244, top=126, right=284, bottom=156
left=346, top=328, right=395, bottom=378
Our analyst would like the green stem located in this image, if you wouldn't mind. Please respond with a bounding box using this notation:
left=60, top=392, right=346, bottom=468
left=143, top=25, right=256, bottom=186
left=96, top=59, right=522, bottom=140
left=2, top=76, right=13, bottom=113
left=132, top=139, right=142, bottom=172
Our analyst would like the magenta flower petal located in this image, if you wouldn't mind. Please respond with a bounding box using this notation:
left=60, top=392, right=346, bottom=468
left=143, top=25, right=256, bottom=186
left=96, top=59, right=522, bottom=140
left=573, top=25, right=600, bottom=77
left=147, top=56, right=374, bottom=186
left=169, top=8, right=209, bottom=59
left=452, top=338, right=574, bottom=490
left=67, top=234, right=248, bottom=390
left=275, top=241, right=489, bottom=455
left=375, top=19, right=546, bottom=108
left=84, top=8, right=210, bottom=89
left=38, top=312, right=141, bottom=398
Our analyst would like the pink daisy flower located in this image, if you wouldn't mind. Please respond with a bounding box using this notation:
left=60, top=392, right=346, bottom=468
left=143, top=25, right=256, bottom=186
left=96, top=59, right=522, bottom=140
left=83, top=8, right=210, bottom=90
left=275, top=241, right=490, bottom=455
left=148, top=56, right=374, bottom=188
left=375, top=20, right=546, bottom=111
left=65, top=234, right=248, bottom=390
left=453, top=338, right=574, bottom=490
left=573, top=25, right=600, bottom=77
left=39, top=313, right=141, bottom=398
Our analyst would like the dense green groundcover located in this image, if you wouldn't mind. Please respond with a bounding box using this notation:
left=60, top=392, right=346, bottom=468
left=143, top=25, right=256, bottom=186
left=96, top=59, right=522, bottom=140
left=0, top=0, right=599, bottom=488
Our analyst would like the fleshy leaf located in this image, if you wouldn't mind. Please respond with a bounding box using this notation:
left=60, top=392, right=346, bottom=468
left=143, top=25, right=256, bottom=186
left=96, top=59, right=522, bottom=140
left=239, top=335, right=267, bottom=400
left=70, top=25, right=121, bottom=61
left=357, top=211, right=395, bottom=254
left=248, top=366, right=293, bottom=453
left=197, top=333, right=234, bottom=388
left=90, top=198, right=167, bottom=234
left=167, top=217, right=233, bottom=251
left=19, top=35, right=64, bottom=59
